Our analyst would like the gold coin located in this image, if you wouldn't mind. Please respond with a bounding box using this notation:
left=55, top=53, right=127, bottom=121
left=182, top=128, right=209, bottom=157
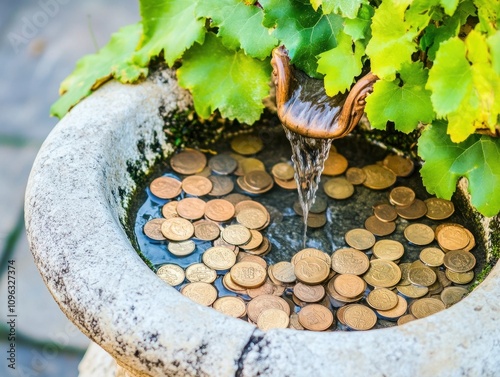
left=193, top=219, right=220, bottom=241
left=396, top=284, right=429, bottom=298
left=408, top=266, right=437, bottom=287
left=404, top=223, right=435, bottom=245
left=333, top=274, right=367, bottom=298
left=150, top=176, right=182, bottom=199
left=274, top=176, right=298, bottom=190
left=326, top=275, right=364, bottom=303
left=445, top=269, right=474, bottom=284
left=241, top=229, right=264, bottom=250
left=257, top=308, right=290, bottom=331
left=207, top=175, right=234, bottom=196
left=246, top=294, right=290, bottom=323
left=383, top=154, right=414, bottom=177
left=272, top=261, right=297, bottom=283
left=222, top=224, right=252, bottom=246
left=366, top=288, right=398, bottom=310
left=245, top=237, right=271, bottom=256
left=230, top=134, right=263, bottom=155
left=362, top=164, right=397, bottom=190
left=345, top=228, right=376, bottom=250
left=237, top=158, right=266, bottom=175
left=236, top=208, right=268, bottom=229
left=372, top=240, right=405, bottom=261
left=205, top=199, right=235, bottom=222
left=437, top=224, right=470, bottom=251
left=291, top=248, right=331, bottom=267
left=345, top=167, right=366, bottom=185
left=156, top=264, right=185, bottom=286
left=160, top=217, right=194, bottom=241
left=213, top=296, right=247, bottom=318
left=376, top=294, right=408, bottom=319
left=271, top=162, right=295, bottom=181
left=363, top=259, right=402, bottom=288
left=373, top=203, right=398, bottom=222
left=463, top=227, right=476, bottom=252
left=181, top=175, right=213, bottom=196
left=235, top=200, right=270, bottom=220
left=244, top=170, right=274, bottom=190
left=323, top=152, right=349, bottom=176
left=343, top=304, right=377, bottom=331
left=396, top=199, right=427, bottom=220
left=185, top=263, right=217, bottom=283
left=202, top=246, right=237, bottom=270
left=307, top=213, right=327, bottom=228
left=397, top=314, right=417, bottom=326
left=293, top=282, right=325, bottom=303
left=238, top=253, right=268, bottom=269
left=323, top=177, right=354, bottom=199
left=419, top=247, right=445, bottom=267
left=330, top=248, right=370, bottom=275
left=424, top=197, right=455, bottom=220
left=298, top=304, right=334, bottom=331
left=294, top=256, right=331, bottom=284
left=237, top=176, right=273, bottom=195
left=143, top=218, right=167, bottom=241
left=170, top=149, right=207, bottom=175
left=440, top=286, right=468, bottom=308
left=167, top=240, right=196, bottom=257
left=208, top=154, right=238, bottom=175
left=180, top=282, right=217, bottom=306
left=364, top=215, right=396, bottom=236
left=222, top=272, right=247, bottom=293
left=389, top=186, right=416, bottom=207
left=410, top=297, right=445, bottom=319
left=437, top=270, right=452, bottom=288
left=398, top=263, right=412, bottom=286
left=230, top=261, right=267, bottom=288
left=443, top=250, right=476, bottom=273
left=176, top=197, right=206, bottom=220
left=161, top=201, right=179, bottom=219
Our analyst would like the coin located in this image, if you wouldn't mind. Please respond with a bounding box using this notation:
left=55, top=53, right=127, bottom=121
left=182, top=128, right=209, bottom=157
left=236, top=208, right=268, bottom=229
left=298, top=304, right=334, bottom=331
left=208, top=154, right=238, bottom=175
left=307, top=213, right=327, bottom=228
left=440, top=286, right=468, bottom=307
left=410, top=297, right=445, bottom=319
left=398, top=263, right=412, bottom=286
left=293, top=282, right=325, bottom=303
left=150, top=176, right=182, bottom=199
left=180, top=282, right=217, bottom=306
left=181, top=175, right=213, bottom=196
left=271, top=162, right=295, bottom=181
left=345, top=167, right=366, bottom=185
left=364, top=215, right=396, bottom=236
left=366, top=288, right=398, bottom=310
left=241, top=229, right=264, bottom=250
left=404, top=223, right=435, bottom=245
left=230, top=134, right=263, bottom=155
left=323, top=177, right=354, bottom=199
left=333, top=274, right=367, bottom=298
left=437, top=224, right=470, bottom=251
left=343, top=304, right=377, bottom=331
left=437, top=270, right=452, bottom=288
left=143, top=218, right=167, bottom=241
left=185, top=263, right=217, bottom=283
left=272, top=261, right=296, bottom=283
left=274, top=176, right=298, bottom=190
left=245, top=237, right=271, bottom=256
left=443, top=250, right=476, bottom=272
left=170, top=149, right=207, bottom=175
left=419, top=247, right=445, bottom=267
left=213, top=296, right=247, bottom=318
left=292, top=248, right=331, bottom=267
left=257, top=308, right=290, bottom=331
left=383, top=154, right=414, bottom=177
left=289, top=312, right=305, bottom=330
left=237, top=158, right=266, bottom=175
left=244, top=170, right=274, bottom=190
left=363, top=259, right=402, bottom=288
left=445, top=269, right=474, bottom=284
left=247, top=279, right=281, bottom=298
left=223, top=193, right=251, bottom=206
left=373, top=203, right=398, bottom=222
left=230, top=261, right=267, bottom=288
left=376, top=294, right=408, bottom=319
left=345, top=228, right=376, bottom=250
left=362, top=164, right=397, bottom=190
left=389, top=186, right=416, bottom=207
left=222, top=224, right=252, bottom=246
left=161, top=201, right=179, bottom=219
left=372, top=240, right=405, bottom=261
left=176, top=197, right=206, bottom=220
left=237, top=176, right=274, bottom=195
left=238, top=253, right=267, bottom=269
left=424, top=198, right=455, bottom=220
left=193, top=219, right=220, bottom=241
left=246, top=294, right=290, bottom=323
left=397, top=314, right=417, bottom=326
left=323, top=152, right=348, bottom=176
left=463, top=228, right=476, bottom=252
left=167, top=240, right=196, bottom=257
left=222, top=272, right=247, bottom=293
left=160, top=217, right=194, bottom=241
left=330, top=248, right=370, bottom=275
left=208, top=175, right=234, bottom=196
left=396, top=199, right=427, bottom=220
left=156, top=264, right=185, bottom=286
left=202, top=246, right=237, bottom=270
left=205, top=199, right=235, bottom=222
left=408, top=266, right=437, bottom=287
left=294, top=256, right=330, bottom=284
left=396, top=284, right=429, bottom=298
left=326, top=275, right=364, bottom=303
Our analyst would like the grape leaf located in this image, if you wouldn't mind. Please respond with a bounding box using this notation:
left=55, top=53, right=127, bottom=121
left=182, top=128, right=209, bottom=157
left=344, top=3, right=375, bottom=42
left=418, top=122, right=500, bottom=217
left=488, top=30, right=500, bottom=74
left=439, top=0, right=459, bottom=15
left=310, top=0, right=364, bottom=18
left=195, top=0, right=277, bottom=59
left=365, top=62, right=435, bottom=133
left=475, top=0, right=500, bottom=35
left=50, top=23, right=147, bottom=119
left=133, top=0, right=206, bottom=67
left=261, top=0, right=343, bottom=78
left=317, top=32, right=364, bottom=95
left=176, top=33, right=271, bottom=124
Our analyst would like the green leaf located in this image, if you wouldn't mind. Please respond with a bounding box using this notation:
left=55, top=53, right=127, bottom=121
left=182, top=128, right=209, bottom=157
left=177, top=33, right=271, bottom=124
left=475, top=0, right=500, bottom=35
left=344, top=3, right=374, bottom=41
left=365, top=62, right=435, bottom=133
left=317, top=32, right=364, bottom=95
left=195, top=0, right=277, bottom=59
left=310, top=0, right=365, bottom=18
left=134, top=0, right=206, bottom=67
left=261, top=0, right=343, bottom=78
left=487, top=30, right=500, bottom=74
left=50, top=23, right=147, bottom=119
left=440, top=0, right=459, bottom=15
left=419, top=122, right=500, bottom=217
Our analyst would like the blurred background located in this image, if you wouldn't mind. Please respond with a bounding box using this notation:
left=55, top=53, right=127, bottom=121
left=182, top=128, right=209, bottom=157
left=1, top=1, right=139, bottom=375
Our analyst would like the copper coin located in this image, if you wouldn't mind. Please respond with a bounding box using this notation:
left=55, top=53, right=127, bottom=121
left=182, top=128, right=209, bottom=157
left=271, top=162, right=295, bottom=181
left=170, top=149, right=207, bottom=175
left=238, top=254, right=268, bottom=269
left=397, top=314, right=417, bottom=326
left=345, top=167, right=366, bottom=185
left=363, top=259, right=402, bottom=288
left=237, top=176, right=273, bottom=194
left=272, top=261, right=296, bottom=283
left=222, top=272, right=247, bottom=293
left=424, top=197, right=455, bottom=220
left=180, top=282, right=217, bottom=306
left=222, top=193, right=251, bottom=206
left=143, top=218, right=167, bottom=241
left=362, top=164, right=397, bottom=190
left=364, top=215, right=396, bottom=236
left=230, top=261, right=267, bottom=289
left=436, top=224, right=470, bottom=251
left=241, top=229, right=264, bottom=250
left=208, top=175, right=234, bottom=196
left=213, top=296, right=247, bottom=318
left=345, top=228, right=376, bottom=250
left=247, top=294, right=290, bottom=323
left=205, top=199, right=235, bottom=222
left=396, top=199, right=427, bottom=220
left=160, top=217, right=194, bottom=241
left=230, top=134, right=263, bottom=155
left=373, top=203, right=398, bottom=222
left=330, top=248, right=370, bottom=275
left=208, top=154, right=238, bottom=175
left=193, top=219, right=220, bottom=241
left=410, top=297, right=445, bottom=319
left=443, top=250, right=476, bottom=273
left=343, top=304, right=377, bottom=330
left=326, top=275, right=364, bottom=303
left=307, top=213, right=327, bottom=228
left=376, top=294, right=408, bottom=319
left=181, top=175, right=213, bottom=196
left=404, top=223, right=435, bottom=245
left=389, top=186, right=416, bottom=207
left=161, top=201, right=179, bottom=219
left=298, top=304, right=334, bottom=331
left=293, top=282, right=325, bottom=303
left=257, top=308, right=290, bottom=331
left=245, top=237, right=271, bottom=256
left=333, top=274, right=367, bottom=298
left=294, top=256, right=330, bottom=284
left=323, top=151, right=348, bottom=176
left=176, top=197, right=206, bottom=220
left=156, top=264, right=185, bottom=286
left=383, top=154, right=414, bottom=177
left=247, top=279, right=281, bottom=298
left=292, top=248, right=331, bottom=267
left=150, top=176, right=182, bottom=199
left=274, top=176, right=298, bottom=190
left=366, top=288, right=398, bottom=310
left=222, top=224, right=252, bottom=246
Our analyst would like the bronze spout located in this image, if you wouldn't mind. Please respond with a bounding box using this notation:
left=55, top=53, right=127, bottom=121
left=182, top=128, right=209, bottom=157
left=271, top=46, right=378, bottom=139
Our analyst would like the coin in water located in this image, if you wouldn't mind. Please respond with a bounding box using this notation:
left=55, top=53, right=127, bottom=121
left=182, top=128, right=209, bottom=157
left=238, top=158, right=266, bottom=175
left=202, top=246, right=237, bottom=270
left=397, top=314, right=417, bottom=326
left=336, top=305, right=349, bottom=325
left=345, top=228, right=376, bottom=250
left=237, top=208, right=268, bottom=229
left=383, top=154, right=414, bottom=177
left=330, top=248, right=370, bottom=275
left=181, top=175, right=213, bottom=196
left=213, top=296, right=247, bottom=318
left=162, top=201, right=179, bottom=219
left=208, top=175, right=234, bottom=196
left=293, top=282, right=325, bottom=303
left=246, top=294, right=290, bottom=323
left=298, top=304, right=334, bottom=331
left=289, top=312, right=305, bottom=330
left=208, top=154, right=238, bottom=175
left=168, top=240, right=196, bottom=257
left=440, top=286, right=468, bottom=307
left=437, top=224, right=470, bottom=251
left=222, top=224, right=252, bottom=246
left=408, top=266, right=437, bottom=287
left=247, top=279, right=279, bottom=298
left=323, top=177, right=354, bottom=199
left=445, top=269, right=474, bottom=284
left=396, top=199, right=427, bottom=220
left=271, top=162, right=295, bottom=181
left=462, top=228, right=476, bottom=252
left=372, top=239, right=405, bottom=261
left=274, top=176, right=298, bottom=190
left=443, top=249, right=476, bottom=273
left=170, top=149, right=207, bottom=175
left=272, top=261, right=296, bottom=284
left=363, top=259, right=402, bottom=288
left=185, top=263, right=217, bottom=283
left=398, top=263, right=412, bottom=286
left=194, top=219, right=220, bottom=241
left=223, top=193, right=251, bottom=206
left=410, top=297, right=445, bottom=319
left=366, top=288, right=398, bottom=310
left=343, top=304, right=377, bottom=331
left=292, top=248, right=331, bottom=267
left=373, top=203, right=398, bottom=222
left=205, top=199, right=235, bottom=222
left=294, top=257, right=331, bottom=284
left=437, top=270, right=452, bottom=288
left=230, top=261, right=267, bottom=288
left=389, top=186, right=416, bottom=207
left=244, top=170, right=274, bottom=190
left=245, top=237, right=271, bottom=256
left=323, top=152, right=349, bottom=176
left=176, top=197, right=206, bottom=220
left=345, top=167, right=366, bottom=185
left=419, top=247, right=445, bottom=267
left=307, top=213, right=327, bottom=228
left=376, top=294, right=408, bottom=319
left=404, top=223, right=435, bottom=245
left=326, top=276, right=364, bottom=303
left=160, top=217, right=194, bottom=241
left=150, top=176, right=182, bottom=199
left=257, top=308, right=290, bottom=331
left=364, top=215, right=396, bottom=236
left=222, top=272, right=247, bottom=293
left=181, top=282, right=218, bottom=306
left=424, top=197, right=455, bottom=220
left=230, top=134, right=264, bottom=155
left=396, top=284, right=429, bottom=299
left=362, top=164, right=397, bottom=190
left=156, top=264, right=185, bottom=286
left=143, top=218, right=167, bottom=241
left=333, top=274, right=367, bottom=299
left=241, top=229, right=264, bottom=251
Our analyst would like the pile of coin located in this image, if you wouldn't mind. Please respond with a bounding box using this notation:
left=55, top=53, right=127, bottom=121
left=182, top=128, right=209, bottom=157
left=143, top=133, right=478, bottom=332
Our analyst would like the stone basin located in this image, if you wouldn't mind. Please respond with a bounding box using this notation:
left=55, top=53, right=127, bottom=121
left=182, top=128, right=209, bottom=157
left=25, top=68, right=500, bottom=376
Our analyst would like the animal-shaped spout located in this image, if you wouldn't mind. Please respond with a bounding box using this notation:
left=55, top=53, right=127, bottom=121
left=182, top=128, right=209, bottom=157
left=271, top=46, right=378, bottom=139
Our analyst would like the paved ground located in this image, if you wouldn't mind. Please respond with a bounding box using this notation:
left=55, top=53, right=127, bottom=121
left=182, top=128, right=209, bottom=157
left=0, top=1, right=139, bottom=375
